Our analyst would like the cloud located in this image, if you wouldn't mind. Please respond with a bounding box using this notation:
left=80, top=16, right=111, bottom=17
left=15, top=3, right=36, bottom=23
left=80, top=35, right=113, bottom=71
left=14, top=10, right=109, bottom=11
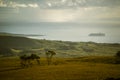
left=28, top=3, right=38, bottom=8
left=0, top=0, right=7, bottom=7
left=0, top=0, right=120, bottom=23
left=0, top=0, right=39, bottom=8
left=39, top=0, right=120, bottom=9
left=0, top=0, right=120, bottom=9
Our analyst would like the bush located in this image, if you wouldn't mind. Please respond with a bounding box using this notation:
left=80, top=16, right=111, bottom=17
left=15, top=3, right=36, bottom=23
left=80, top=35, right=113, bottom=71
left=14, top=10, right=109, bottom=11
left=116, top=51, right=120, bottom=57
left=104, top=77, right=120, bottom=80
left=115, top=51, right=120, bottom=64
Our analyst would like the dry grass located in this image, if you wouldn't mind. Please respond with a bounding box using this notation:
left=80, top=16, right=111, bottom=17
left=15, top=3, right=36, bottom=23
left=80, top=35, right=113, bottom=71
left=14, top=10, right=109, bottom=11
left=0, top=56, right=120, bottom=80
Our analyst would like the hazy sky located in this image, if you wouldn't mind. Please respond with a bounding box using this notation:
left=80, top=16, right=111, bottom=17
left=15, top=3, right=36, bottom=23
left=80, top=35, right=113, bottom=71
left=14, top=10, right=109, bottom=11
left=0, top=0, right=120, bottom=43
left=0, top=0, right=120, bottom=23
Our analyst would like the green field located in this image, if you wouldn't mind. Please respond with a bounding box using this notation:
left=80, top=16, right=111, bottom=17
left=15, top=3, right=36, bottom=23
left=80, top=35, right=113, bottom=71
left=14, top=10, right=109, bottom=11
left=0, top=56, right=120, bottom=80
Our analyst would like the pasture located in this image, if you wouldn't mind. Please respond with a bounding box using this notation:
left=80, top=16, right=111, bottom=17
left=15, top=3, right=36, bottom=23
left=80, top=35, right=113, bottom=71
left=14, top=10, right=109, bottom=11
left=0, top=56, right=120, bottom=80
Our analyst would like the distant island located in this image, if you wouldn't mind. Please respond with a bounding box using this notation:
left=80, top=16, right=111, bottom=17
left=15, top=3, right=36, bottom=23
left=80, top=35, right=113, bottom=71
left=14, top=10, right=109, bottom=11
left=88, top=33, right=105, bottom=37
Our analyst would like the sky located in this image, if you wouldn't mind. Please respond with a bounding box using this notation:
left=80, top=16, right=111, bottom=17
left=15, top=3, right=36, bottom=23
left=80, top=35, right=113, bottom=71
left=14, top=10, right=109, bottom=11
left=0, top=0, right=120, bottom=43
left=0, top=0, right=120, bottom=23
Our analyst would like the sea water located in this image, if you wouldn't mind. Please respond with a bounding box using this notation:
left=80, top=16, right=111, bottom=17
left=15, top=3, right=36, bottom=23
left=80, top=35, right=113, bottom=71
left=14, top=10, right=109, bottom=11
left=0, top=22, right=120, bottom=43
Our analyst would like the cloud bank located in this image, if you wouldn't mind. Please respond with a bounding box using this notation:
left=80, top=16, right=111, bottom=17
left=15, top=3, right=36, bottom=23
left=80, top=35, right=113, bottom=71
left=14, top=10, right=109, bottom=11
left=0, top=0, right=120, bottom=8
left=0, top=0, right=120, bottom=23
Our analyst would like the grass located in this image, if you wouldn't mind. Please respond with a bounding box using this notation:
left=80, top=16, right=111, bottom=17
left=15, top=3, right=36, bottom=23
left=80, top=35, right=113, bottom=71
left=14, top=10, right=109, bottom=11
left=0, top=56, right=120, bottom=80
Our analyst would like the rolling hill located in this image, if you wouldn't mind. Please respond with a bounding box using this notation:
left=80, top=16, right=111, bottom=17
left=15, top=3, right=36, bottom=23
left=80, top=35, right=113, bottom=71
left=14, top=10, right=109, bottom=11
left=0, top=35, right=120, bottom=57
left=0, top=35, right=39, bottom=49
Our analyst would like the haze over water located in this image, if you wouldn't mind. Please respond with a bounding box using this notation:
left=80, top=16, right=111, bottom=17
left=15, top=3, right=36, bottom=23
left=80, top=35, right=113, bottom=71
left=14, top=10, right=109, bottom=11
left=0, top=0, right=120, bottom=43
left=0, top=22, right=120, bottom=43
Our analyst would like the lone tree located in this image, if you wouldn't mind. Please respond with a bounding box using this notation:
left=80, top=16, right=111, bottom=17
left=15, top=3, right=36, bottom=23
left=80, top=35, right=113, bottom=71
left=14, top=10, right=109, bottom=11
left=115, top=51, right=120, bottom=64
left=45, top=50, right=56, bottom=65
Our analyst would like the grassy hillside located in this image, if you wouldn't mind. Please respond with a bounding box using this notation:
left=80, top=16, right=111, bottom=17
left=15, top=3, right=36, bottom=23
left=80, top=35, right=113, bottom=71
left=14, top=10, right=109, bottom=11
left=0, top=36, right=39, bottom=49
left=0, top=56, right=120, bottom=80
left=0, top=35, right=120, bottom=57
left=39, top=40, right=120, bottom=56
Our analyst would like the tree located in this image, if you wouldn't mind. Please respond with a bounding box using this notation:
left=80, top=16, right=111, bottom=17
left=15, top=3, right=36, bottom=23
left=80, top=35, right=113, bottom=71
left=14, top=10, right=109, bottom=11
left=20, top=54, right=29, bottom=67
left=115, top=51, right=120, bottom=64
left=45, top=50, right=56, bottom=65
left=30, top=54, right=40, bottom=65
left=20, top=54, right=40, bottom=68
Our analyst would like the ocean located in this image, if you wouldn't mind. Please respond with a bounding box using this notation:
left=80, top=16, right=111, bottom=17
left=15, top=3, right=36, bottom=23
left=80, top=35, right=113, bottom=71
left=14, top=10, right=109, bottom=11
left=0, top=22, right=120, bottom=43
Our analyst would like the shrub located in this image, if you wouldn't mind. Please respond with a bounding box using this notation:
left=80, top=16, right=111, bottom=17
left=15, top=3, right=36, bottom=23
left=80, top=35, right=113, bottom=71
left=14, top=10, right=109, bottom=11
left=116, top=51, right=120, bottom=57
left=115, top=51, right=120, bottom=64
